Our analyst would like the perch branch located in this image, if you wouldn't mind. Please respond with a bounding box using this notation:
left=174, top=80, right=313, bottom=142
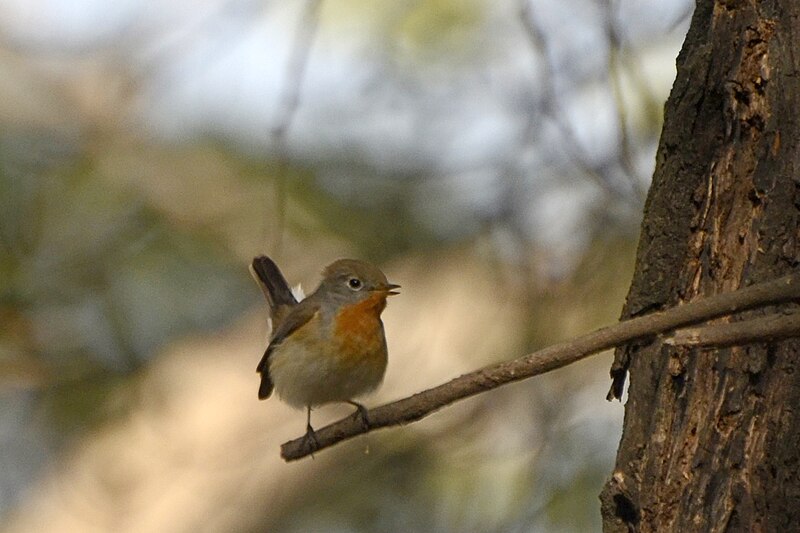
left=281, top=274, right=800, bottom=461
left=665, top=310, right=800, bottom=347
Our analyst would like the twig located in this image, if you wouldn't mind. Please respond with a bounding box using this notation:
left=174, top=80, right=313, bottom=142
left=269, top=0, right=323, bottom=254
left=602, top=0, right=650, bottom=202
left=519, top=0, right=641, bottom=204
left=271, top=0, right=323, bottom=141
left=281, top=274, right=800, bottom=461
left=665, top=311, right=800, bottom=347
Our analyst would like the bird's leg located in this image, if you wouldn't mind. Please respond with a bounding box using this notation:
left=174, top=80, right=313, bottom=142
left=347, top=400, right=370, bottom=430
left=302, top=406, right=319, bottom=453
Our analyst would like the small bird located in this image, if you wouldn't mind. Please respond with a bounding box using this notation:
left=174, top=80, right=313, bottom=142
left=250, top=255, right=399, bottom=445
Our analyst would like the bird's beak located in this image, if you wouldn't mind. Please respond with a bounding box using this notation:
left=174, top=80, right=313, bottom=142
left=385, top=283, right=401, bottom=296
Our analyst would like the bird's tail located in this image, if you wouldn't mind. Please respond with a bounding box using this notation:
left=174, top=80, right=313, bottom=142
left=250, top=255, right=298, bottom=315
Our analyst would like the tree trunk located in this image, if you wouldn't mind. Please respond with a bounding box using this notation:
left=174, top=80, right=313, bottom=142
left=601, top=1, right=800, bottom=531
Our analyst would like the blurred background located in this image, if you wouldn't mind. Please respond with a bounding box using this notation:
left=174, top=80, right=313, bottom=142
left=0, top=0, right=691, bottom=531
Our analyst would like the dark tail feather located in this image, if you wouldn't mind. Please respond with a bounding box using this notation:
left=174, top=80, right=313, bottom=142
left=257, top=347, right=274, bottom=399
left=258, top=372, right=274, bottom=400
left=251, top=255, right=298, bottom=313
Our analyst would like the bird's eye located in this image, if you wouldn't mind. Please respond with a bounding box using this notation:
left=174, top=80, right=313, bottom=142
left=348, top=278, right=363, bottom=290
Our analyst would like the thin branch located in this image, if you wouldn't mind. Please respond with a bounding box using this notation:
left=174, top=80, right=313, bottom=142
left=519, top=0, right=641, bottom=205
left=518, top=2, right=614, bottom=197
left=269, top=0, right=323, bottom=254
left=271, top=0, right=323, bottom=141
left=665, top=311, right=800, bottom=347
left=602, top=0, right=649, bottom=202
left=281, top=274, right=800, bottom=461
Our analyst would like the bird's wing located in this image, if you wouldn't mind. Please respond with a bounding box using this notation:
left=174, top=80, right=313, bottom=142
left=256, top=300, right=321, bottom=399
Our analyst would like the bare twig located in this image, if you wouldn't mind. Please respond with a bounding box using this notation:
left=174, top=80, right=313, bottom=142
left=518, top=2, right=613, bottom=196
left=271, top=0, right=323, bottom=141
left=602, top=0, right=650, bottom=201
left=666, top=311, right=800, bottom=347
left=269, top=0, right=323, bottom=253
left=281, top=274, right=800, bottom=461
left=520, top=0, right=642, bottom=204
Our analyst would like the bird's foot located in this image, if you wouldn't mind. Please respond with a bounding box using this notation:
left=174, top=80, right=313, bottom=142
left=302, top=423, right=319, bottom=456
left=347, top=401, right=370, bottom=431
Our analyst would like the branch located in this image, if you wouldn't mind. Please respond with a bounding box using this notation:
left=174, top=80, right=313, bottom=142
left=281, top=274, right=800, bottom=461
left=519, top=0, right=642, bottom=203
left=665, top=311, right=800, bottom=347
left=269, top=0, right=323, bottom=254
left=271, top=0, right=323, bottom=141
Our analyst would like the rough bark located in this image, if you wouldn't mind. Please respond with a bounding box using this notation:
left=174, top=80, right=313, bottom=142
left=602, top=1, right=800, bottom=531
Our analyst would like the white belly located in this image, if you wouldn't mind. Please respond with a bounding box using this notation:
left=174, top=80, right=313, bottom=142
left=269, top=341, right=387, bottom=408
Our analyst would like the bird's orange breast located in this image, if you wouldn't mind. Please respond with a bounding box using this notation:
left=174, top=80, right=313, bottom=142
left=332, top=293, right=388, bottom=362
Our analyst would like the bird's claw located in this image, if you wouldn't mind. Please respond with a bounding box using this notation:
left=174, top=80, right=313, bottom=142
left=349, top=401, right=370, bottom=431
left=302, top=424, right=319, bottom=456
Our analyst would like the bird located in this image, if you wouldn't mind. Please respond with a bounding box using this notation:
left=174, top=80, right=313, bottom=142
left=250, top=255, right=399, bottom=446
